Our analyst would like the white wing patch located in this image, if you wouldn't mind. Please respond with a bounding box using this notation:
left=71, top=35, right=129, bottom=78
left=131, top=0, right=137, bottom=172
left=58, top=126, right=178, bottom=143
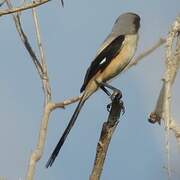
left=99, top=57, right=107, bottom=65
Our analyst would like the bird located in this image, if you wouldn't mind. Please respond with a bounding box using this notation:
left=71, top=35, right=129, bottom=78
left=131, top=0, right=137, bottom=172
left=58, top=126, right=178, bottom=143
left=46, top=12, right=141, bottom=168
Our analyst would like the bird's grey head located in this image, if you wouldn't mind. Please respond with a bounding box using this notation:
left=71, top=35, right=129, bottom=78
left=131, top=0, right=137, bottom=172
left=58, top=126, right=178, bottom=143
left=111, top=12, right=140, bottom=36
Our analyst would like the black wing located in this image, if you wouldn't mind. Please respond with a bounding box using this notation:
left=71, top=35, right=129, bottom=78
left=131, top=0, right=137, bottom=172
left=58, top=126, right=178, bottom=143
left=80, top=35, right=125, bottom=92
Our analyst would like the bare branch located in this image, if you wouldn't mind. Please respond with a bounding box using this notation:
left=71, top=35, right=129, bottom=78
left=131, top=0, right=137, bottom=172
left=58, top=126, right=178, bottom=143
left=149, top=15, right=180, bottom=137
left=89, top=93, right=124, bottom=180
left=170, top=119, right=180, bottom=146
left=5, top=2, right=81, bottom=177
left=52, top=95, right=82, bottom=110
left=6, top=0, right=44, bottom=78
left=148, top=15, right=180, bottom=178
left=0, top=0, right=52, bottom=17
left=26, top=7, right=53, bottom=179
left=31, top=7, right=51, bottom=102
left=26, top=102, right=54, bottom=180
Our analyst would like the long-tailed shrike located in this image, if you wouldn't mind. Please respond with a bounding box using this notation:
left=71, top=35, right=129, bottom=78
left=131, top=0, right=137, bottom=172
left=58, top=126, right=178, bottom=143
left=46, top=12, right=140, bottom=167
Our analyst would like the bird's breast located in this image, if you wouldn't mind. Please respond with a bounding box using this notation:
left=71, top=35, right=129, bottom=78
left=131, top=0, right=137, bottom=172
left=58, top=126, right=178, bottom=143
left=100, top=34, right=138, bottom=82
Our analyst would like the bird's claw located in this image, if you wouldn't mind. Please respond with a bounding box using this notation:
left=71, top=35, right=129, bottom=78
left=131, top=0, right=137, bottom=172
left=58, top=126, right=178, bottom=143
left=110, top=90, right=122, bottom=101
left=107, top=103, right=112, bottom=112
left=107, top=95, right=125, bottom=115
left=120, top=100, right=125, bottom=115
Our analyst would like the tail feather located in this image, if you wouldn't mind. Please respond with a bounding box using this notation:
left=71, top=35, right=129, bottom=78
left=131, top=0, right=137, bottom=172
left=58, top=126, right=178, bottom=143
left=46, top=94, right=86, bottom=168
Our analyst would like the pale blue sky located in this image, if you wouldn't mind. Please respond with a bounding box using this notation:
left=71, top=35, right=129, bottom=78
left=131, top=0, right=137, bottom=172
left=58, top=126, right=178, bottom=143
left=0, top=0, right=180, bottom=180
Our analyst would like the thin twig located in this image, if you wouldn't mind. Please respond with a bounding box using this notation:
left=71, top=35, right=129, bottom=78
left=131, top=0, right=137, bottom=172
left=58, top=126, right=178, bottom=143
left=26, top=6, right=53, bottom=179
left=5, top=1, right=50, bottom=179
left=0, top=0, right=51, bottom=17
left=5, top=2, right=81, bottom=178
left=52, top=95, right=82, bottom=110
left=5, top=0, right=44, bottom=78
left=31, top=7, right=51, bottom=102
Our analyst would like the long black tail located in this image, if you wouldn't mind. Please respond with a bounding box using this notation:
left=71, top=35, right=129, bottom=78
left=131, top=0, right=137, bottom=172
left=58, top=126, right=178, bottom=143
left=46, top=94, right=86, bottom=168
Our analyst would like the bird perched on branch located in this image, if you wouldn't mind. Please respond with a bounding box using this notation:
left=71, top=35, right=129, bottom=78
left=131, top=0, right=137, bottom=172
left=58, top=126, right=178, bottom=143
left=46, top=12, right=140, bottom=168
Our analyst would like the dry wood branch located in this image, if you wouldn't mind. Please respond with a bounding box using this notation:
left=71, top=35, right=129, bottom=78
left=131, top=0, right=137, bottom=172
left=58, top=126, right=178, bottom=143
left=52, top=95, right=82, bottom=110
left=6, top=2, right=80, bottom=177
left=26, top=7, right=52, bottom=180
left=31, top=7, right=51, bottom=102
left=5, top=2, right=51, bottom=179
left=26, top=102, right=53, bottom=180
left=149, top=15, right=180, bottom=178
left=26, top=94, right=81, bottom=179
left=89, top=93, right=124, bottom=180
left=170, top=119, right=180, bottom=145
left=26, top=93, right=82, bottom=180
left=6, top=1, right=44, bottom=78
left=149, top=15, right=180, bottom=141
left=0, top=0, right=51, bottom=17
